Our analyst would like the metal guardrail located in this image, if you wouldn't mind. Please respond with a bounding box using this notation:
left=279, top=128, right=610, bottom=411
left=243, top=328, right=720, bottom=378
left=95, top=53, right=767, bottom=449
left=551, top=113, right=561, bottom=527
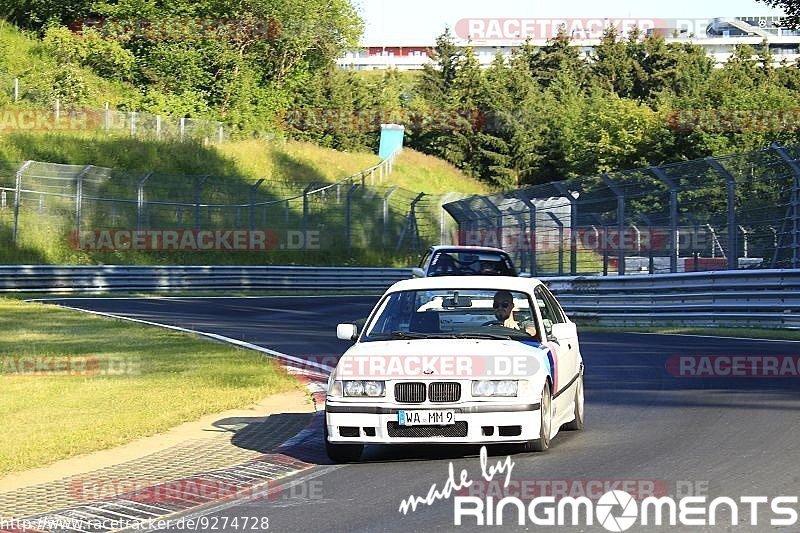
left=0, top=265, right=413, bottom=294
left=545, top=269, right=800, bottom=328
left=1, top=265, right=797, bottom=329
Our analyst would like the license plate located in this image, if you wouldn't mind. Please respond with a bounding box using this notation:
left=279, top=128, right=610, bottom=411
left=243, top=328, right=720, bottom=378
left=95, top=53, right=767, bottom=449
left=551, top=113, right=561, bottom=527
left=398, top=410, right=455, bottom=426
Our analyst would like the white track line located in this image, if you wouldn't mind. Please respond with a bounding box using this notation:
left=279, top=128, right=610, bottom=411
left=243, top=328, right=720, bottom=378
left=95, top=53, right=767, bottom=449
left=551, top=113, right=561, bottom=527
left=612, top=331, right=800, bottom=344
left=32, top=295, right=373, bottom=301
left=32, top=302, right=334, bottom=374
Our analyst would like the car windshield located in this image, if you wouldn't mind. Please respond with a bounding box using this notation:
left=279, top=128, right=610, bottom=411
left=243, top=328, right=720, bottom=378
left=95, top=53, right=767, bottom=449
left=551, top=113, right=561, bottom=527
left=362, top=288, right=539, bottom=341
left=428, top=251, right=516, bottom=276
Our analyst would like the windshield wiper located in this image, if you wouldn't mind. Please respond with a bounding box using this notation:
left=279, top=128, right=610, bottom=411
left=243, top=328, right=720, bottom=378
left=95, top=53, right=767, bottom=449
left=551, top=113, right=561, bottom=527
left=374, top=331, right=516, bottom=341
left=386, top=331, right=432, bottom=339
left=446, top=332, right=513, bottom=340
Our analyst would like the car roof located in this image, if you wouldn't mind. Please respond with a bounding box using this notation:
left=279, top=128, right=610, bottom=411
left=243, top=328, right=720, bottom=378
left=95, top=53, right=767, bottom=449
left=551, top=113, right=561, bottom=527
left=387, top=275, right=542, bottom=294
left=429, top=245, right=511, bottom=255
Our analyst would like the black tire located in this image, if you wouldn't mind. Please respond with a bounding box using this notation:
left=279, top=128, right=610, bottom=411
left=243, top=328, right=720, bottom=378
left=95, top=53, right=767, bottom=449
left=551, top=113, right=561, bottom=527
left=523, top=381, right=552, bottom=452
left=324, top=418, right=363, bottom=463
left=563, top=371, right=585, bottom=431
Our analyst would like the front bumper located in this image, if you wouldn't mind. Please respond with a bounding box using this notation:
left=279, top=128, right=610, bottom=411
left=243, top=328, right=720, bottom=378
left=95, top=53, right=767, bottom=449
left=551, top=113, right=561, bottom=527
left=325, top=401, right=541, bottom=444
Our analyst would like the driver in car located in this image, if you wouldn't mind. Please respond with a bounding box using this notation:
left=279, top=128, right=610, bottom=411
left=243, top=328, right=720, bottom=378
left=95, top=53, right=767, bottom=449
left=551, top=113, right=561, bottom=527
left=492, top=290, right=538, bottom=338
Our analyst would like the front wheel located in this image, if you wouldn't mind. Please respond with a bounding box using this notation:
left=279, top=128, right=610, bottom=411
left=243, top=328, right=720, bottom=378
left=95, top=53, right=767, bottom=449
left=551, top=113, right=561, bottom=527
left=324, top=419, right=363, bottom=463
left=523, top=381, right=552, bottom=452
left=563, top=371, right=584, bottom=431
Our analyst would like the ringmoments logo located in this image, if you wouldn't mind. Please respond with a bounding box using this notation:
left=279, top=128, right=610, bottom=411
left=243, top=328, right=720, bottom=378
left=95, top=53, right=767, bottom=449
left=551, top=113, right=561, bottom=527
left=453, top=491, right=800, bottom=528
left=396, top=448, right=799, bottom=530
left=596, top=490, right=637, bottom=531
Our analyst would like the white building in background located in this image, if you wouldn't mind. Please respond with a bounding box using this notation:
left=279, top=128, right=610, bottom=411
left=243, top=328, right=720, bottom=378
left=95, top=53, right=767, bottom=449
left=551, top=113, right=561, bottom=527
left=337, top=16, right=800, bottom=70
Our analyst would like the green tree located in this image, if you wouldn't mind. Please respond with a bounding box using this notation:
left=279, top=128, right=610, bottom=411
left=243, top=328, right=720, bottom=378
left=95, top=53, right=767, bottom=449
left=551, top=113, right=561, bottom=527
left=592, top=26, right=638, bottom=98
left=2, top=0, right=96, bottom=31
left=419, top=28, right=462, bottom=106
left=755, top=0, right=800, bottom=28
left=527, top=28, right=590, bottom=89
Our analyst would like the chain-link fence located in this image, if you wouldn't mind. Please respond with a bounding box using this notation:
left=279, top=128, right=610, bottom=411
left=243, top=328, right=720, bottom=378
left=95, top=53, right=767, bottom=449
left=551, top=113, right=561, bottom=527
left=1, top=77, right=227, bottom=142
left=15, top=140, right=797, bottom=272
left=443, top=143, right=800, bottom=275
left=0, top=150, right=462, bottom=262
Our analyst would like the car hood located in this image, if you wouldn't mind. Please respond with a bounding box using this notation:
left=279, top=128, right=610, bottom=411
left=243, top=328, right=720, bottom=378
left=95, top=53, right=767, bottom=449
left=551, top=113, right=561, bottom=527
left=335, top=338, right=547, bottom=380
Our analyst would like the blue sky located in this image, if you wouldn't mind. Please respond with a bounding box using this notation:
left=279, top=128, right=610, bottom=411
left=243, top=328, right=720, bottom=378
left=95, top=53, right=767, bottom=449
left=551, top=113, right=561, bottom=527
left=354, top=0, right=785, bottom=44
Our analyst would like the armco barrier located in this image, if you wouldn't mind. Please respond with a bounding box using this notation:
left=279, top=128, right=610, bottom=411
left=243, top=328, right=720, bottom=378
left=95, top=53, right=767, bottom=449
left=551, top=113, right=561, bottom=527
left=0, top=265, right=413, bottom=294
left=1, top=265, right=797, bottom=329
left=544, top=269, right=800, bottom=329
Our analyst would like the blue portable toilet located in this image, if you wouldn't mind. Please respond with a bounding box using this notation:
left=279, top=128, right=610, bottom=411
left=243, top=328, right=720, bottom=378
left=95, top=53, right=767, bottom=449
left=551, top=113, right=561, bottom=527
left=378, top=123, right=405, bottom=159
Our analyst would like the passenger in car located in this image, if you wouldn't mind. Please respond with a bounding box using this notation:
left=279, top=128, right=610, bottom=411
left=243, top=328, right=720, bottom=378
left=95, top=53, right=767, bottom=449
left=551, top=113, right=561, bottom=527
left=431, top=253, right=457, bottom=276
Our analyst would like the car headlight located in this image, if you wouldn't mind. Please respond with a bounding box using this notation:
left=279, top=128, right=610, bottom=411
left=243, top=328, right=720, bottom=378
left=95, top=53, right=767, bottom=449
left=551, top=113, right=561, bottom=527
left=472, top=380, right=496, bottom=396
left=342, top=380, right=385, bottom=397
left=472, top=380, right=518, bottom=397
left=495, top=380, right=518, bottom=396
left=363, top=380, right=385, bottom=397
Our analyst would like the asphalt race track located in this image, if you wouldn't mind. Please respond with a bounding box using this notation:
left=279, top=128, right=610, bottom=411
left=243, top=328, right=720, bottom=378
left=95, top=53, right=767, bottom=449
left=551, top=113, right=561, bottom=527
left=46, top=297, right=800, bottom=532
left=43, top=296, right=377, bottom=362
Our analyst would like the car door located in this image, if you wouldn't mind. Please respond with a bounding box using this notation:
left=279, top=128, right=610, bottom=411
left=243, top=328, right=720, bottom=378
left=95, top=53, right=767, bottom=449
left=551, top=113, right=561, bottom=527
left=533, top=284, right=579, bottom=398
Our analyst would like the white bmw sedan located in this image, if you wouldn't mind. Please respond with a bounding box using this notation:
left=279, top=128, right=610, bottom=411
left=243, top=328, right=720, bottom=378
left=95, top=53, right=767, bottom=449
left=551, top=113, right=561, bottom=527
left=324, top=276, right=584, bottom=462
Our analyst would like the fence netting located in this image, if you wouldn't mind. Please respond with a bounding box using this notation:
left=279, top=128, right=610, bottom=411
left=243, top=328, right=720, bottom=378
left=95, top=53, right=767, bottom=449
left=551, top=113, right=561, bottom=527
left=443, top=143, right=800, bottom=275
left=0, top=151, right=460, bottom=261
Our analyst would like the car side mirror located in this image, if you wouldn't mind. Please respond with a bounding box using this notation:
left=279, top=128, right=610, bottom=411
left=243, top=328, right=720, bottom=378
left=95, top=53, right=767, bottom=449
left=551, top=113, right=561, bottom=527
left=337, top=323, right=358, bottom=341
left=411, top=267, right=425, bottom=278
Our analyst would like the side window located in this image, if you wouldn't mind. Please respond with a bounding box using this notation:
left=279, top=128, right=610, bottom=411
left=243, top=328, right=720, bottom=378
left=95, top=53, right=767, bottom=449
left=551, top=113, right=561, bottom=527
left=502, top=256, right=516, bottom=276
left=540, top=286, right=566, bottom=323
left=520, top=295, right=541, bottom=341
left=418, top=250, right=432, bottom=269
left=534, top=286, right=561, bottom=337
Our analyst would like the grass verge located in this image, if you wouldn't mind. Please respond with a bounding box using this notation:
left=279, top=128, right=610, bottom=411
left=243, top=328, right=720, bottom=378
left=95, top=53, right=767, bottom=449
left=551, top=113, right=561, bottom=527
left=579, top=325, right=800, bottom=342
left=0, top=297, right=299, bottom=476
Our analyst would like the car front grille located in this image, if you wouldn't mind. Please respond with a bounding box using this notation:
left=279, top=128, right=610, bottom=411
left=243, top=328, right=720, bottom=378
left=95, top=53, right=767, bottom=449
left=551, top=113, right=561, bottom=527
left=394, top=382, right=461, bottom=403
left=428, top=382, right=461, bottom=403
left=395, top=382, right=426, bottom=403
left=387, top=421, right=468, bottom=438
